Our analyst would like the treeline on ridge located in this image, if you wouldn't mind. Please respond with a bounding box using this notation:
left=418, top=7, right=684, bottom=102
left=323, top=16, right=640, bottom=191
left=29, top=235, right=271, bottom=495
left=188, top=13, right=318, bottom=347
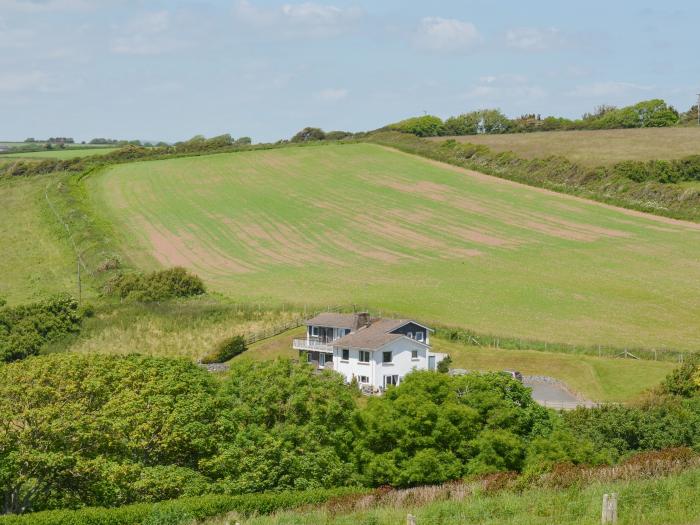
left=384, top=99, right=694, bottom=137
left=1, top=353, right=699, bottom=515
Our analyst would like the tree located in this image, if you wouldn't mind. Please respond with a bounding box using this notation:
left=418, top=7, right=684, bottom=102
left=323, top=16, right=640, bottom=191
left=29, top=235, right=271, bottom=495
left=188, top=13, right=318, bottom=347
left=0, top=354, right=221, bottom=513
left=234, top=136, right=252, bottom=146
left=353, top=371, right=557, bottom=486
left=291, top=127, right=326, bottom=142
left=206, top=359, right=358, bottom=493
left=443, top=112, right=481, bottom=135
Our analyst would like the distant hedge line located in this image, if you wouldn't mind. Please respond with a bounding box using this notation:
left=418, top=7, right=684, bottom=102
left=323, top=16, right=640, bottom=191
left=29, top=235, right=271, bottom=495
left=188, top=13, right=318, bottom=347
left=367, top=132, right=700, bottom=222
left=0, top=488, right=366, bottom=525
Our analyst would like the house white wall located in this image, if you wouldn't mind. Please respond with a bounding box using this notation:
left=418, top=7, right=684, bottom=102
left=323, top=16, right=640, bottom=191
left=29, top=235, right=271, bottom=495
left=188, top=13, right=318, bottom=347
left=333, top=337, right=434, bottom=389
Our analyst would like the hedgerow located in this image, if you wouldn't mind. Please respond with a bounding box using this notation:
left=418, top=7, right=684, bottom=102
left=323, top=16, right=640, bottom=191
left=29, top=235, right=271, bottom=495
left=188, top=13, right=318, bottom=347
left=201, top=335, right=247, bottom=364
left=0, top=489, right=366, bottom=525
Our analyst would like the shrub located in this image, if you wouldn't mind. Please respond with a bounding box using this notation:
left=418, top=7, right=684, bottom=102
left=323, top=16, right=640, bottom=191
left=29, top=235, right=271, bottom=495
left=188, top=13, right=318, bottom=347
left=0, top=294, right=82, bottom=362
left=660, top=355, right=700, bottom=398
left=103, top=267, right=205, bottom=302
left=201, top=335, right=247, bottom=364
left=388, top=115, right=444, bottom=137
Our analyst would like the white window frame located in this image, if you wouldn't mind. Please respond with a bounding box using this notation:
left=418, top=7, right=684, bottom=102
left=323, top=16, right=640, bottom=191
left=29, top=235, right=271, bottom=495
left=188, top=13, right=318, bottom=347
left=359, top=350, right=370, bottom=363
left=411, top=350, right=419, bottom=360
left=359, top=375, right=369, bottom=384
left=407, top=332, right=413, bottom=339
left=311, top=326, right=319, bottom=336
left=416, top=332, right=424, bottom=342
left=341, top=348, right=350, bottom=361
left=382, top=351, right=393, bottom=364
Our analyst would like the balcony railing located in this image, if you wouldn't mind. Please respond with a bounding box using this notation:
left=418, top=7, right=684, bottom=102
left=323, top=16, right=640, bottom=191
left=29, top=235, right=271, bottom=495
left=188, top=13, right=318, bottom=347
left=293, top=338, right=334, bottom=353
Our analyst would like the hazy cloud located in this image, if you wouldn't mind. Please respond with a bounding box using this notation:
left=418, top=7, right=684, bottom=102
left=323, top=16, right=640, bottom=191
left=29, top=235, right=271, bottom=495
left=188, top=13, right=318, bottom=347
left=3, top=0, right=93, bottom=12
left=505, top=27, right=564, bottom=51
left=568, top=81, right=653, bottom=98
left=233, top=1, right=363, bottom=38
left=315, top=88, right=348, bottom=101
left=462, top=74, right=547, bottom=102
left=0, top=70, right=48, bottom=92
left=111, top=11, right=182, bottom=55
left=414, top=17, right=480, bottom=52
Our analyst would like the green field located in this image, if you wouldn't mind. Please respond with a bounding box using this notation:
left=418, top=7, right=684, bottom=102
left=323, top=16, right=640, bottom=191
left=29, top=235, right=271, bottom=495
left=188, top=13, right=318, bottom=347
left=0, top=175, right=78, bottom=303
left=432, top=127, right=700, bottom=166
left=87, top=143, right=700, bottom=351
left=1, top=147, right=117, bottom=160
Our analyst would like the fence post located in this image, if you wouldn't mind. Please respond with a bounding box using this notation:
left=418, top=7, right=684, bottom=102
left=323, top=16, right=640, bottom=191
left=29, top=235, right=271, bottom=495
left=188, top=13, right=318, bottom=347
left=601, top=493, right=617, bottom=524
left=407, top=514, right=417, bottom=525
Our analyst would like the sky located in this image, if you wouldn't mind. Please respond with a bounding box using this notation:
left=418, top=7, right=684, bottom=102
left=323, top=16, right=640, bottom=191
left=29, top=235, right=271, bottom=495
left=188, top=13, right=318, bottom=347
left=1, top=0, right=699, bottom=143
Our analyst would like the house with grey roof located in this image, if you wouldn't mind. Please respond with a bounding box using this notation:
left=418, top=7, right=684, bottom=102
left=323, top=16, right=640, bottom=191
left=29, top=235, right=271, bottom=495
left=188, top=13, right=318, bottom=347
left=293, top=312, right=447, bottom=392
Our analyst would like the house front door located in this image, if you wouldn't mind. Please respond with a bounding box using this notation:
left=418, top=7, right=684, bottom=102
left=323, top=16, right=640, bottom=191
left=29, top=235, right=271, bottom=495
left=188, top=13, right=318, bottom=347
left=428, top=355, right=436, bottom=371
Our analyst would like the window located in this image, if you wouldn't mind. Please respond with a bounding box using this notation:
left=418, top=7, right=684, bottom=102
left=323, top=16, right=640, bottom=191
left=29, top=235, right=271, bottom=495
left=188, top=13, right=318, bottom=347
left=344, top=329, right=351, bottom=335
left=311, top=326, right=319, bottom=336
left=342, top=348, right=349, bottom=361
left=384, top=375, right=399, bottom=387
left=383, top=351, right=392, bottom=363
left=416, top=331, right=424, bottom=342
left=307, top=352, right=313, bottom=363
left=359, top=351, right=370, bottom=363
left=359, top=375, right=369, bottom=384
left=411, top=350, right=418, bottom=360
left=407, top=332, right=413, bottom=339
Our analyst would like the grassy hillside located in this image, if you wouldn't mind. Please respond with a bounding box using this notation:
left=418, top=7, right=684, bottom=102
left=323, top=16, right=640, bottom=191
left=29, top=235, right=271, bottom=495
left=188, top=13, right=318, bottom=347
left=87, top=143, right=700, bottom=351
left=1, top=147, right=117, bottom=160
left=0, top=175, right=78, bottom=303
left=431, top=127, right=700, bottom=166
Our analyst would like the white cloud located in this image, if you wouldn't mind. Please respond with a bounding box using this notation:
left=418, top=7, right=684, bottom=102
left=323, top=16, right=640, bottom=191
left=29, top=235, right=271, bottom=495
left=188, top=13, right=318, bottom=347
left=414, top=17, right=480, bottom=52
left=233, top=1, right=363, bottom=38
left=568, top=81, right=653, bottom=98
left=111, top=11, right=181, bottom=55
left=315, top=88, right=348, bottom=101
left=0, top=18, right=35, bottom=49
left=505, top=27, right=563, bottom=51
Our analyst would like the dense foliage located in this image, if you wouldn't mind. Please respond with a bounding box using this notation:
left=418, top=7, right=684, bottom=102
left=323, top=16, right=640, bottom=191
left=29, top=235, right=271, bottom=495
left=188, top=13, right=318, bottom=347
left=0, top=295, right=82, bottom=362
left=103, top=267, right=205, bottom=302
left=0, top=354, right=221, bottom=514
left=201, top=335, right=247, bottom=364
left=368, top=132, right=700, bottom=222
left=384, top=99, right=682, bottom=138
left=2, top=353, right=699, bottom=517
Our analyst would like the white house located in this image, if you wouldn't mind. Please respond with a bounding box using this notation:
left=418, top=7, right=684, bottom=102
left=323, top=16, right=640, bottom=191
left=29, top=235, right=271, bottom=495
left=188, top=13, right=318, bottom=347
left=293, top=312, right=447, bottom=392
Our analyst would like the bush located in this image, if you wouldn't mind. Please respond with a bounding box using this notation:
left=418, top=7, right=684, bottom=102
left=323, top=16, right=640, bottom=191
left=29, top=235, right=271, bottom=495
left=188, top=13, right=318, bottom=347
left=0, top=294, right=82, bottom=362
left=388, top=115, right=444, bottom=137
left=437, top=354, right=452, bottom=373
left=103, top=267, right=205, bottom=302
left=201, top=335, right=247, bottom=364
left=291, top=127, right=326, bottom=142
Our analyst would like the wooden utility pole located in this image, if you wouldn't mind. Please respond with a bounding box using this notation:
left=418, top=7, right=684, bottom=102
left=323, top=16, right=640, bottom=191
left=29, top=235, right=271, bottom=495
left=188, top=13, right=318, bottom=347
left=601, top=493, right=618, bottom=524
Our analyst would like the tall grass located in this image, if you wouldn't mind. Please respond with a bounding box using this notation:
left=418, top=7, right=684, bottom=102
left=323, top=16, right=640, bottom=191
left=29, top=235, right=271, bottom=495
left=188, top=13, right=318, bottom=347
left=217, top=464, right=700, bottom=525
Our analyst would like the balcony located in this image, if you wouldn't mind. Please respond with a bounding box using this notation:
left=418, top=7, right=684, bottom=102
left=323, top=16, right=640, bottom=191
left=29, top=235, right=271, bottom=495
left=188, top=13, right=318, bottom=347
left=293, top=338, right=334, bottom=353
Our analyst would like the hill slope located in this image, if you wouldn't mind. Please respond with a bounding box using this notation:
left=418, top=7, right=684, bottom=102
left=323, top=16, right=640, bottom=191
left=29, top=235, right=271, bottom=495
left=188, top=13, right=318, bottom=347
left=88, top=143, right=700, bottom=350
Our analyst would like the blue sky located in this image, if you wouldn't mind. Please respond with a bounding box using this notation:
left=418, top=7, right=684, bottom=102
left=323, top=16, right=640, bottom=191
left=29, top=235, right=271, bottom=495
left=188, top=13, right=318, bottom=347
left=1, top=0, right=698, bottom=143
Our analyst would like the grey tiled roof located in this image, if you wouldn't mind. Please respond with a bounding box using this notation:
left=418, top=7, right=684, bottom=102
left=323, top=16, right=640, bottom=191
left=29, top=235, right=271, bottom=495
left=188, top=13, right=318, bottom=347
left=332, top=318, right=412, bottom=350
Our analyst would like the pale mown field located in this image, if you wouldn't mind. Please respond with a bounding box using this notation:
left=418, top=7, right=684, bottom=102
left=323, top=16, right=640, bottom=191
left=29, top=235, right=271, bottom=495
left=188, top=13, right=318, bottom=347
left=87, top=143, right=700, bottom=351
left=431, top=127, right=700, bottom=166
left=0, top=175, right=78, bottom=303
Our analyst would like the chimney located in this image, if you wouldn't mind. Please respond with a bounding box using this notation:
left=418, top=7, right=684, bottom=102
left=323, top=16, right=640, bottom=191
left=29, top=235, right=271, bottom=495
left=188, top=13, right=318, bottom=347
left=353, top=312, right=370, bottom=330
